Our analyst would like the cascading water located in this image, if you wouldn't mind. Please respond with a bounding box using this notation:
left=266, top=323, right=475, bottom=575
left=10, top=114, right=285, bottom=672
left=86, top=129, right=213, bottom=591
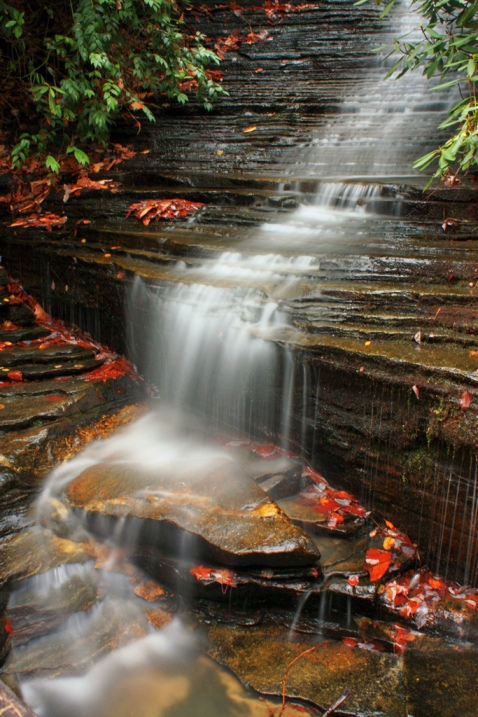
left=6, top=2, right=474, bottom=716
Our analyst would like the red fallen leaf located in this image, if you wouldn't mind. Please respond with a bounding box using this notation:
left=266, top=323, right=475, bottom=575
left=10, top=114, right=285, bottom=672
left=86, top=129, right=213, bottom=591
left=392, top=594, right=409, bottom=607
left=459, top=391, right=471, bottom=411
left=442, top=217, right=460, bottom=231
left=302, top=466, right=328, bottom=484
left=334, top=490, right=354, bottom=500
left=341, top=503, right=368, bottom=518
left=116, top=271, right=125, bottom=279
left=45, top=395, right=65, bottom=401
left=245, top=30, right=272, bottom=44
left=368, top=561, right=391, bottom=582
left=327, top=512, right=344, bottom=529
left=178, top=79, right=198, bottom=92
left=390, top=625, right=416, bottom=654
left=63, top=175, right=118, bottom=202
left=214, top=29, right=242, bottom=57
left=251, top=443, right=277, bottom=457
left=84, top=356, right=136, bottom=382
left=342, top=637, right=358, bottom=648
left=365, top=548, right=392, bottom=581
left=399, top=600, right=421, bottom=619
left=190, top=565, right=237, bottom=592
left=428, top=575, right=445, bottom=590
left=7, top=370, right=23, bottom=381
left=347, top=574, right=360, bottom=586
left=206, top=69, right=224, bottom=82
left=443, top=173, right=461, bottom=187
left=5, top=618, right=13, bottom=637
left=365, top=548, right=392, bottom=564
left=310, top=497, right=340, bottom=514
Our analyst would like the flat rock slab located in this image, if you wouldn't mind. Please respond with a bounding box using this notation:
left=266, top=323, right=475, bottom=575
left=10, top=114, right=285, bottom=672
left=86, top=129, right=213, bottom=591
left=19, top=630, right=314, bottom=717
left=65, top=460, right=320, bottom=568
left=404, top=639, right=478, bottom=717
left=204, top=622, right=406, bottom=717
left=0, top=528, right=93, bottom=585
left=7, top=597, right=150, bottom=680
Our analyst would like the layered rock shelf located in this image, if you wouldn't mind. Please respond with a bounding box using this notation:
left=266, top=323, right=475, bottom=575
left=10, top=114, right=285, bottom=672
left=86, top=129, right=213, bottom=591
left=0, top=0, right=476, bottom=585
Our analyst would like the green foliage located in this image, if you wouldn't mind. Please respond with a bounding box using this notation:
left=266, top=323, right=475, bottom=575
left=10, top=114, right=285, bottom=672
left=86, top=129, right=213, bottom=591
left=0, top=0, right=224, bottom=170
left=359, top=0, right=478, bottom=185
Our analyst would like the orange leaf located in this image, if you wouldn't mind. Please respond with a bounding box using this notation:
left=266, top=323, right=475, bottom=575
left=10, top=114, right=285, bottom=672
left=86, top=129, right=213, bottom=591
left=133, top=580, right=166, bottom=602
left=7, top=370, right=22, bottom=381
left=367, top=560, right=391, bottom=582
left=243, top=126, right=257, bottom=133
left=459, top=391, right=471, bottom=411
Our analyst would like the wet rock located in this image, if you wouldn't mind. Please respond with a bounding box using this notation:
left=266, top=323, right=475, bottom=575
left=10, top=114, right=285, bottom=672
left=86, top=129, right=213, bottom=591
left=204, top=622, right=406, bottom=717
left=0, top=528, right=93, bottom=585
left=19, top=625, right=312, bottom=717
left=8, top=570, right=102, bottom=646
left=65, top=460, right=321, bottom=568
left=226, top=446, right=303, bottom=500
left=6, top=598, right=150, bottom=679
left=0, top=680, right=36, bottom=717
left=404, top=638, right=478, bottom=717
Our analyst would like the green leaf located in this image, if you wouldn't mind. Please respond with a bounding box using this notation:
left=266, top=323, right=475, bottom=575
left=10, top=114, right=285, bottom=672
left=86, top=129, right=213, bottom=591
left=45, top=155, right=61, bottom=174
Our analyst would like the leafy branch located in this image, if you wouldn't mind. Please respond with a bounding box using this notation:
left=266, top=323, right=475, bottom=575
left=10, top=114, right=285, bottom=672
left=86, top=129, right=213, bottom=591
left=0, top=0, right=225, bottom=170
left=358, top=0, right=478, bottom=186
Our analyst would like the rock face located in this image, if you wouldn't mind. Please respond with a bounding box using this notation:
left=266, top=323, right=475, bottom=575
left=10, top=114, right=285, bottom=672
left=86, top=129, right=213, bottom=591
left=65, top=460, right=321, bottom=568
left=0, top=269, right=144, bottom=542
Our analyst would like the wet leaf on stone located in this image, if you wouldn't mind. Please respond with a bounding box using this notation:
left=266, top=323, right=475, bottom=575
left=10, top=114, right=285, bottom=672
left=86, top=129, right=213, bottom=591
left=126, top=199, right=205, bottom=225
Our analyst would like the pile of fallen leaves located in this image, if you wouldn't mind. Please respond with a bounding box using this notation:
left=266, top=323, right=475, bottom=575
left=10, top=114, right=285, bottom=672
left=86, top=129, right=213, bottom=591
left=0, top=279, right=137, bottom=386
left=299, top=465, right=369, bottom=529
left=214, top=28, right=273, bottom=59
left=364, top=520, right=417, bottom=582
left=9, top=212, right=68, bottom=231
left=126, top=198, right=205, bottom=225
left=0, top=142, right=143, bottom=229
left=380, top=567, right=478, bottom=628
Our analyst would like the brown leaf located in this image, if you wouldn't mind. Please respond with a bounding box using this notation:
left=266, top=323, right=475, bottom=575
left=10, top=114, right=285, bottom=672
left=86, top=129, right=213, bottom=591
left=133, top=580, right=166, bottom=602
left=442, top=217, right=460, bottom=231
